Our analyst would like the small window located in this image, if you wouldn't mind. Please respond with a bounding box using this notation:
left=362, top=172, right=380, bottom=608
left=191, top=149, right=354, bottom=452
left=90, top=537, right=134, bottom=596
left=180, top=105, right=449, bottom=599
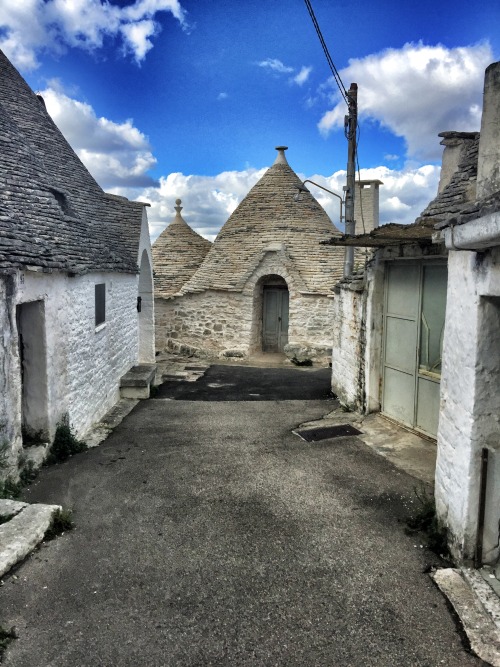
left=49, top=187, right=74, bottom=216
left=95, top=283, right=106, bottom=327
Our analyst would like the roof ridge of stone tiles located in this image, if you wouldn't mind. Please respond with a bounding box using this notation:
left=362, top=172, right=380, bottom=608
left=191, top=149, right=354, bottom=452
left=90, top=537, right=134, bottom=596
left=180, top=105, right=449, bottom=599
left=0, top=49, right=143, bottom=274
left=180, top=146, right=345, bottom=295
left=152, top=199, right=212, bottom=297
left=416, top=132, right=479, bottom=226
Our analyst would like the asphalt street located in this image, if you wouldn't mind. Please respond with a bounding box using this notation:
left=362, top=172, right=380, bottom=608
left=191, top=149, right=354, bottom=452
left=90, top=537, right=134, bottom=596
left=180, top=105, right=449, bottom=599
left=155, top=365, right=333, bottom=401
left=0, top=366, right=484, bottom=666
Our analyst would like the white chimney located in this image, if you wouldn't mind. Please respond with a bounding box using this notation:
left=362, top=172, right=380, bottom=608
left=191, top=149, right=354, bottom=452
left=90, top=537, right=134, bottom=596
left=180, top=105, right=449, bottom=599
left=354, top=180, right=382, bottom=234
left=477, top=61, right=500, bottom=199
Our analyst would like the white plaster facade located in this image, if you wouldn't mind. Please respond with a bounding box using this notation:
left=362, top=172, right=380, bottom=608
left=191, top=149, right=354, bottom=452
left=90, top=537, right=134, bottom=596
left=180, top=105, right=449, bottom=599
left=433, top=61, right=500, bottom=564
left=0, top=50, right=155, bottom=480
left=2, top=237, right=155, bottom=473
left=330, top=59, right=500, bottom=564
left=435, top=223, right=500, bottom=563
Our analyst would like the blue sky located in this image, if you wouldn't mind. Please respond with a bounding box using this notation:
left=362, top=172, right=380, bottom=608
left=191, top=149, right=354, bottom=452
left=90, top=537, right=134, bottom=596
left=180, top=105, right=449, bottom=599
left=1, top=0, right=499, bottom=240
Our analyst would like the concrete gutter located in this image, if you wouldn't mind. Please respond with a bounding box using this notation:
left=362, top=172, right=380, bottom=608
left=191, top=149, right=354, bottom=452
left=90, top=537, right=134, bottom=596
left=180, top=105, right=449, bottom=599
left=0, top=500, right=61, bottom=578
left=439, top=211, right=500, bottom=250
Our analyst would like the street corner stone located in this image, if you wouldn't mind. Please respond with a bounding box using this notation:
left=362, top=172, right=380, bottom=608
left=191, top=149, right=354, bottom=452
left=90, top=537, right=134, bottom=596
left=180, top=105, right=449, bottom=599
left=0, top=503, right=61, bottom=578
left=432, top=567, right=500, bottom=666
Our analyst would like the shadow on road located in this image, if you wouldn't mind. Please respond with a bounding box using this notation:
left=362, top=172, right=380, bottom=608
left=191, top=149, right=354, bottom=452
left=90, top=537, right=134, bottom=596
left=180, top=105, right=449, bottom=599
left=154, top=365, right=333, bottom=401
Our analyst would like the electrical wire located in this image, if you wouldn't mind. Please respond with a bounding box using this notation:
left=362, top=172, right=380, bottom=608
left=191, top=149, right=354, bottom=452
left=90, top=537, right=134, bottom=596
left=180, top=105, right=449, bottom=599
left=303, top=0, right=348, bottom=105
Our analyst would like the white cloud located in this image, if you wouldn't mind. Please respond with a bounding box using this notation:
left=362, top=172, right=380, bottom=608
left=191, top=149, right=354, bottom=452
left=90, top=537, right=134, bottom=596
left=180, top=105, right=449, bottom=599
left=38, top=86, right=442, bottom=240
left=304, top=164, right=441, bottom=229
left=0, top=0, right=188, bottom=70
left=106, top=162, right=441, bottom=243
left=217, top=92, right=228, bottom=100
left=318, top=42, right=492, bottom=160
left=293, top=66, right=312, bottom=86
left=257, top=58, right=294, bottom=74
left=258, top=58, right=313, bottom=87
left=134, top=168, right=267, bottom=241
left=120, top=19, right=158, bottom=61
left=40, top=87, right=157, bottom=188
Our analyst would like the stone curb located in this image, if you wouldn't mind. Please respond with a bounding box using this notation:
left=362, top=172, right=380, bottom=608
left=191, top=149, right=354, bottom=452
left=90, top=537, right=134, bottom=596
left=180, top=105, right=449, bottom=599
left=0, top=502, right=61, bottom=578
left=432, top=567, right=500, bottom=666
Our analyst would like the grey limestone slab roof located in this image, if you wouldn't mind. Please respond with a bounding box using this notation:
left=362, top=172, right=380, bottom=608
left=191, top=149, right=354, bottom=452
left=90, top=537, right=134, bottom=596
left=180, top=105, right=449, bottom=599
left=324, top=132, right=481, bottom=248
left=152, top=199, right=212, bottom=298
left=0, top=50, right=145, bottom=275
left=179, top=149, right=345, bottom=295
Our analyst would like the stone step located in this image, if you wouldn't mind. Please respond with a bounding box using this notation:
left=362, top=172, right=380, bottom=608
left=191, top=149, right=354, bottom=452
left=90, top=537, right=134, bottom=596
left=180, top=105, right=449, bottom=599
left=120, top=364, right=156, bottom=399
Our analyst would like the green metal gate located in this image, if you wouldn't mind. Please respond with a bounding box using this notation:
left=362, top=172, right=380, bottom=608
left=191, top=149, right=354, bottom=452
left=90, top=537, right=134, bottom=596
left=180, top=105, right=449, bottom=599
left=382, top=261, right=447, bottom=438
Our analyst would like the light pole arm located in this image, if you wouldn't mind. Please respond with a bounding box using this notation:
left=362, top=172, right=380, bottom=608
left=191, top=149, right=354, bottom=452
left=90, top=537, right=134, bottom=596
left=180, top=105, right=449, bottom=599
left=296, top=180, right=344, bottom=225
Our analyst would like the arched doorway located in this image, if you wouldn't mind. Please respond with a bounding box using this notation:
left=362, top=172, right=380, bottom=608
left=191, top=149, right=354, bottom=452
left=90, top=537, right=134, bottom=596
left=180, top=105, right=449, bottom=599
left=258, top=275, right=289, bottom=352
left=138, top=250, right=154, bottom=363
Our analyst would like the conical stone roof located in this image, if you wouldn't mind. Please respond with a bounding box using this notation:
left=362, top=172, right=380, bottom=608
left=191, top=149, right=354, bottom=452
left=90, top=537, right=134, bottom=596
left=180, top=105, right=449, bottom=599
left=152, top=199, right=212, bottom=297
left=181, top=147, right=344, bottom=295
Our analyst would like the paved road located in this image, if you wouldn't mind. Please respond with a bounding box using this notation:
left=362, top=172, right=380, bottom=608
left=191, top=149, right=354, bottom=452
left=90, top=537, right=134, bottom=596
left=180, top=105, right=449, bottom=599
left=0, top=366, right=483, bottom=666
left=155, top=365, right=332, bottom=401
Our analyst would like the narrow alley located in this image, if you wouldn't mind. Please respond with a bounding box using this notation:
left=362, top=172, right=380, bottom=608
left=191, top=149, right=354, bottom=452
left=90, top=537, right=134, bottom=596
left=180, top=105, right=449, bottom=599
left=0, top=366, right=483, bottom=666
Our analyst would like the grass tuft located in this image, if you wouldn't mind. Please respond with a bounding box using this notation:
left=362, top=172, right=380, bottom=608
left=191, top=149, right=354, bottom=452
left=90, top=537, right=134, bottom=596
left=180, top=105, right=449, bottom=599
left=46, top=416, right=87, bottom=465
left=406, top=485, right=450, bottom=559
left=44, top=508, right=74, bottom=541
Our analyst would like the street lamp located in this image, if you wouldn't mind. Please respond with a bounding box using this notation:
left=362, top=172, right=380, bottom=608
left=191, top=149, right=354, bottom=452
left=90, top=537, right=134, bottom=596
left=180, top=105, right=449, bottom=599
left=294, top=180, right=344, bottom=226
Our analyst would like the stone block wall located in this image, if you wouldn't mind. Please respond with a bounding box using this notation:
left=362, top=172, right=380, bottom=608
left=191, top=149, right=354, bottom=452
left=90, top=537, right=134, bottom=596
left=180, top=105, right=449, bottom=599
left=155, top=288, right=335, bottom=364
left=155, top=291, right=251, bottom=358
left=286, top=294, right=335, bottom=364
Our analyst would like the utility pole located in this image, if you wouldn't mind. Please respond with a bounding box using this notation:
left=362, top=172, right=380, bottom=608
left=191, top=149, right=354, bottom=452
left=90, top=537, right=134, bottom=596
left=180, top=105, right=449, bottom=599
left=343, top=82, right=357, bottom=277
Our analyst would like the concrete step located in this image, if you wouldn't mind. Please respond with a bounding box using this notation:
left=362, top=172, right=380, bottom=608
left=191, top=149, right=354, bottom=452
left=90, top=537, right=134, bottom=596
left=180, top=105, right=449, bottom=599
left=119, top=364, right=156, bottom=399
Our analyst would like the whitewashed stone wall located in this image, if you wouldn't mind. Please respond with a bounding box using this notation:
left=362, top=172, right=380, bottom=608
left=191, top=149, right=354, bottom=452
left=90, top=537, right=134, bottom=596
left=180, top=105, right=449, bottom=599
left=0, top=274, right=22, bottom=471
left=435, top=246, right=500, bottom=563
left=330, top=255, right=385, bottom=412
left=331, top=276, right=366, bottom=409
left=17, top=269, right=139, bottom=439
left=138, top=209, right=155, bottom=364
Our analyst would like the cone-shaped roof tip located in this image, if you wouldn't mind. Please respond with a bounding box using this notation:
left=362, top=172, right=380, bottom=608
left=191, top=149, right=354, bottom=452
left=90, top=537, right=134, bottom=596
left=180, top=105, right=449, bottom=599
left=174, top=198, right=183, bottom=214
left=274, top=146, right=289, bottom=165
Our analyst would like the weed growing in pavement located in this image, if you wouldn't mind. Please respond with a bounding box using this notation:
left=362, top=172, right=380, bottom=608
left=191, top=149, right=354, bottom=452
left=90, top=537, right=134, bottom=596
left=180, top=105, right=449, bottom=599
left=0, top=478, right=21, bottom=500
left=46, top=415, right=87, bottom=465
left=44, top=508, right=74, bottom=541
left=0, top=626, right=17, bottom=658
left=0, top=442, right=21, bottom=498
left=406, top=484, right=450, bottom=559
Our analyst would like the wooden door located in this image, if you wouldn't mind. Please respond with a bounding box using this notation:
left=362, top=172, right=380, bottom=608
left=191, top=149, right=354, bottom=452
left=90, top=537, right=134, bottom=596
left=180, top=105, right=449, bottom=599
left=262, top=287, right=289, bottom=352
